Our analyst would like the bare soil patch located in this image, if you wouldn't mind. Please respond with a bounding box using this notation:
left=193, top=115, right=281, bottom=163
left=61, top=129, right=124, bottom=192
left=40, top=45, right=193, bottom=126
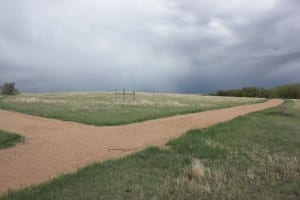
left=0, top=99, right=282, bottom=194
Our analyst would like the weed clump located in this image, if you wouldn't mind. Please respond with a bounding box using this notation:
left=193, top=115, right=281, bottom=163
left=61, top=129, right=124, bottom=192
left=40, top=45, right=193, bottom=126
left=184, top=159, right=206, bottom=183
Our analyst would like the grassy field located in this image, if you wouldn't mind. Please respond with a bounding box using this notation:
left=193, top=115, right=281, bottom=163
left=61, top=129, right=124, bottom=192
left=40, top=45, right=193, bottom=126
left=0, top=92, right=264, bottom=126
left=2, top=100, right=299, bottom=199
left=0, top=130, right=24, bottom=149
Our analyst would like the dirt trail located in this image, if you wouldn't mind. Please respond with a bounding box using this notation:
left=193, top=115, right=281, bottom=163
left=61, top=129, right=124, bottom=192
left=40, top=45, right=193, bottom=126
left=0, top=99, right=283, bottom=194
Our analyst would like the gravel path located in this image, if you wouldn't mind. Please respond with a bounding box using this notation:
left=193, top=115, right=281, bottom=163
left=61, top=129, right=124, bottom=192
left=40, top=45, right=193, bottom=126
left=0, top=99, right=283, bottom=194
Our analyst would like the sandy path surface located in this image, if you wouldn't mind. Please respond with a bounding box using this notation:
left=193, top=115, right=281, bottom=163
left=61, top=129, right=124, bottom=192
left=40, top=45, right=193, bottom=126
left=0, top=99, right=282, bottom=194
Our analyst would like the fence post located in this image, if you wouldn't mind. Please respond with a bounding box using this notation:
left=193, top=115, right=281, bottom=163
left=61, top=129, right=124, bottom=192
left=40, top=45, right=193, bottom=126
left=122, top=88, right=125, bottom=101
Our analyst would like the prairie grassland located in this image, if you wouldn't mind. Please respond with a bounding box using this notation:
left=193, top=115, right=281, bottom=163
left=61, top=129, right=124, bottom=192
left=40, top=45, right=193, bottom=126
left=0, top=92, right=264, bottom=125
left=2, top=100, right=299, bottom=200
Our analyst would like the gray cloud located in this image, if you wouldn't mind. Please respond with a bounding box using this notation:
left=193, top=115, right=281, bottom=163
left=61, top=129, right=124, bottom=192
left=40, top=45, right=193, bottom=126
left=0, top=0, right=299, bottom=93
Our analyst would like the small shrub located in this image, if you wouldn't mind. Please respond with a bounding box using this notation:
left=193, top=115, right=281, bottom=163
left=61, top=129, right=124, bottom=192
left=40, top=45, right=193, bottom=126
left=184, top=159, right=206, bottom=183
left=0, top=82, right=20, bottom=95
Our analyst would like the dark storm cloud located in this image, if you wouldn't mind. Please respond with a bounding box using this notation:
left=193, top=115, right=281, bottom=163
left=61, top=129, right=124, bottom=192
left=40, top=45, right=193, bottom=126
left=0, top=0, right=299, bottom=93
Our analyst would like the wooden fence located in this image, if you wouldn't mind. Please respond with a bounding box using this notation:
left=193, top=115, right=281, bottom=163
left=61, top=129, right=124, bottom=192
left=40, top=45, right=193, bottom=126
left=114, top=88, right=135, bottom=101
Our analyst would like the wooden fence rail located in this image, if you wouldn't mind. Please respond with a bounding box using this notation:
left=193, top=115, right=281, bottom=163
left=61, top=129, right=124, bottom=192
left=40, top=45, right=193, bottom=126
left=114, top=88, right=135, bottom=101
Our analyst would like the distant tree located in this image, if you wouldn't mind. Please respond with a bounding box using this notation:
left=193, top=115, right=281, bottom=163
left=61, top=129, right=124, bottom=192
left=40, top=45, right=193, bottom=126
left=273, top=84, right=300, bottom=99
left=0, top=82, right=20, bottom=95
left=216, top=90, right=228, bottom=96
left=215, top=83, right=300, bottom=99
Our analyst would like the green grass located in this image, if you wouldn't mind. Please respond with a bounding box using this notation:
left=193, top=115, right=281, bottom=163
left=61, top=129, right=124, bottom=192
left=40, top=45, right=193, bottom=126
left=0, top=92, right=264, bottom=126
left=2, top=100, right=299, bottom=199
left=0, top=130, right=24, bottom=149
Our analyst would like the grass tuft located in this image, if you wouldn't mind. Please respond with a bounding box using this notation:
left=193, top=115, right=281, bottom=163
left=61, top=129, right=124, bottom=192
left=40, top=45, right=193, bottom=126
left=0, top=130, right=24, bottom=149
left=184, top=159, right=206, bottom=183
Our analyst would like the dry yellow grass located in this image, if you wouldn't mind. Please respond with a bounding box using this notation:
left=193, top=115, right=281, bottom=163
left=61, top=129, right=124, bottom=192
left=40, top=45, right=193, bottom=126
left=184, top=159, right=206, bottom=183
left=191, top=159, right=206, bottom=182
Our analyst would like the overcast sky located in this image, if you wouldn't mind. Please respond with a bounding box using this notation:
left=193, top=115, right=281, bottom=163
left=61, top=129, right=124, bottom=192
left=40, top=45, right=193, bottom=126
left=0, top=0, right=299, bottom=93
